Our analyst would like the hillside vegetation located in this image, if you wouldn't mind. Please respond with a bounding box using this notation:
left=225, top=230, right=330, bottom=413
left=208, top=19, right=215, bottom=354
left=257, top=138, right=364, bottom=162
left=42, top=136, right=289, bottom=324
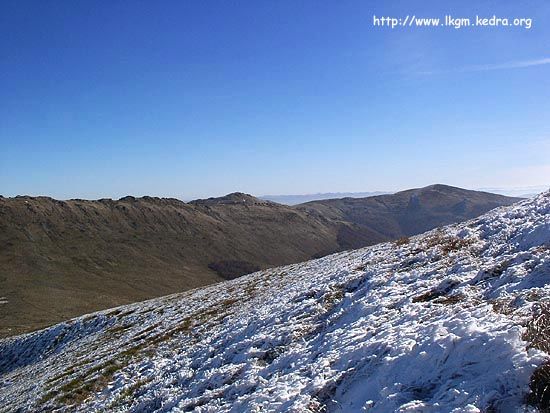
left=0, top=185, right=519, bottom=336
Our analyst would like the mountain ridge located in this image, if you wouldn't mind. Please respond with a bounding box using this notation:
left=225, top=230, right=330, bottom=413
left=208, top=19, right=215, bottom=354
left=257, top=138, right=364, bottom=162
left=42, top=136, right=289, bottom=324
left=0, top=185, right=520, bottom=337
left=261, top=191, right=390, bottom=205
left=297, top=184, right=520, bottom=239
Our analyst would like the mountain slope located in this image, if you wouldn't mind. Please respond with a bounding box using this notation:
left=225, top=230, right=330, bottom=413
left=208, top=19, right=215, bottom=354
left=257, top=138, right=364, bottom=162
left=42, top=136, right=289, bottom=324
left=1, top=191, right=548, bottom=412
left=260, top=191, right=390, bottom=205
left=0, top=185, right=519, bottom=337
left=0, top=194, right=342, bottom=337
left=295, top=184, right=521, bottom=239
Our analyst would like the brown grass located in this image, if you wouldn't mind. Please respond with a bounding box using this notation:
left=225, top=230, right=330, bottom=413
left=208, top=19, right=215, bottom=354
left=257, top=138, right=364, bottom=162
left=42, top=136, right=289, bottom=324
left=491, top=299, right=515, bottom=316
left=412, top=280, right=460, bottom=304
left=523, top=303, right=550, bottom=411
left=412, top=290, right=441, bottom=303
left=434, top=293, right=465, bottom=306
left=394, top=236, right=410, bottom=246
left=424, top=233, right=474, bottom=255
left=354, top=264, right=367, bottom=272
left=322, top=286, right=345, bottom=310
left=41, top=341, right=153, bottom=406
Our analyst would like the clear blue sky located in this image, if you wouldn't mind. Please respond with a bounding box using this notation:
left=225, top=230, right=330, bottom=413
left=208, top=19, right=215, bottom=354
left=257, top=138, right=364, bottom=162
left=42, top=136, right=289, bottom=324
left=1, top=1, right=549, bottom=200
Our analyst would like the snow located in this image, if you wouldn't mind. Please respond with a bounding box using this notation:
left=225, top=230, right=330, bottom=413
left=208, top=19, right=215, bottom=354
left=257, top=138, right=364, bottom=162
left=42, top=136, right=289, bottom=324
left=1, top=192, right=549, bottom=412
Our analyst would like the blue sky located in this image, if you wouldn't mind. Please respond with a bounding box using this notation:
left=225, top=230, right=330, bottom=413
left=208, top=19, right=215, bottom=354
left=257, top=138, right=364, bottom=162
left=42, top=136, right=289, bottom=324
left=1, top=1, right=549, bottom=199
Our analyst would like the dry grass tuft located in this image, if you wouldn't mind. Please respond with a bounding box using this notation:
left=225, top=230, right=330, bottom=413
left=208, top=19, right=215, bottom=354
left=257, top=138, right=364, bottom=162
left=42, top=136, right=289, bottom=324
left=491, top=299, right=516, bottom=316
left=394, top=236, right=410, bottom=246
left=523, top=303, right=550, bottom=411
left=524, top=304, right=550, bottom=353
left=322, top=286, right=345, bottom=310
left=412, top=290, right=442, bottom=303
left=434, top=293, right=465, bottom=306
left=424, top=232, right=474, bottom=255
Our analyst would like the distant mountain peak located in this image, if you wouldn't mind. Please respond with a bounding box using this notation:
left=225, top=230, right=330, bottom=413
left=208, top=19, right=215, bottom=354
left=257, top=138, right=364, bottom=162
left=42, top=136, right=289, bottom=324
left=190, top=192, right=272, bottom=206
left=422, top=183, right=456, bottom=191
left=261, top=191, right=390, bottom=205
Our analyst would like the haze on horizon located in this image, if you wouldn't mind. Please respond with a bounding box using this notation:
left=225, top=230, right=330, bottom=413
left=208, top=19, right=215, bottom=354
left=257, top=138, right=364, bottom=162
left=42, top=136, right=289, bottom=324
left=1, top=1, right=549, bottom=200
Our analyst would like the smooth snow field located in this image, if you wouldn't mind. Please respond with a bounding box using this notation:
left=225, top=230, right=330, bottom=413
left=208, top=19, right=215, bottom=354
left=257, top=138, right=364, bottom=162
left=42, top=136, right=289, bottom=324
left=1, top=192, right=550, bottom=412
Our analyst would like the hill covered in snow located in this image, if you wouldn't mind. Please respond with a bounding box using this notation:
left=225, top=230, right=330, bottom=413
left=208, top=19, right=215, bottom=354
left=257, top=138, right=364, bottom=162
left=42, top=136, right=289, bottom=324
left=1, top=191, right=549, bottom=412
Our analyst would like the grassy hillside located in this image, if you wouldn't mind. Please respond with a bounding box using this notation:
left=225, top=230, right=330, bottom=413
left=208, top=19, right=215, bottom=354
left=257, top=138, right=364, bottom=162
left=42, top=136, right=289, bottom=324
left=296, top=184, right=520, bottom=239
left=0, top=185, right=520, bottom=337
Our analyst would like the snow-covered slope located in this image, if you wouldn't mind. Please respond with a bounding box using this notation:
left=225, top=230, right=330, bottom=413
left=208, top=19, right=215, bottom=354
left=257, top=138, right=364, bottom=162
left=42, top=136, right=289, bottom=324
left=1, top=192, right=550, bottom=412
